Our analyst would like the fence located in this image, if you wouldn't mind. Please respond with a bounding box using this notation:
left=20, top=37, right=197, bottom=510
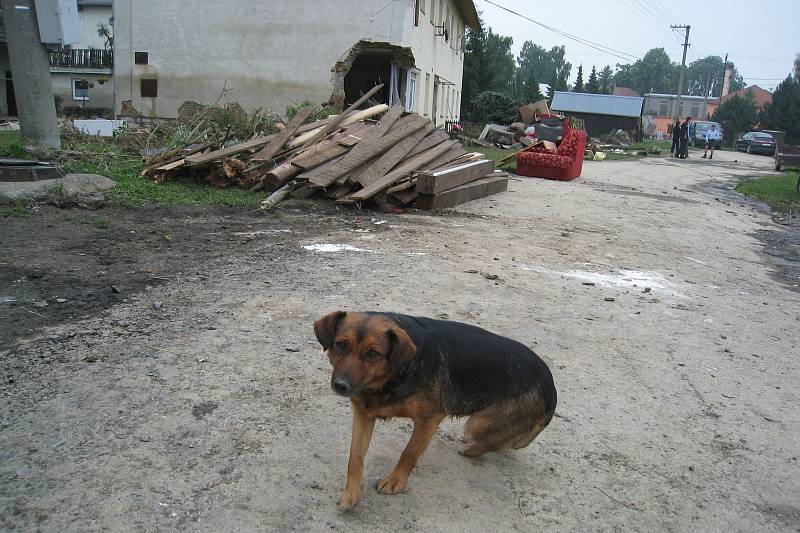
left=48, top=49, right=113, bottom=69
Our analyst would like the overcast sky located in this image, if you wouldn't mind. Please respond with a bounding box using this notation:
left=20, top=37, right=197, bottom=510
left=476, top=0, right=797, bottom=91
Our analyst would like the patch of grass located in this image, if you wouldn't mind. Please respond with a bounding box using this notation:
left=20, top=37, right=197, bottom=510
left=0, top=205, right=34, bottom=217
left=736, top=171, right=800, bottom=212
left=1, top=130, right=266, bottom=207
left=0, top=131, right=28, bottom=158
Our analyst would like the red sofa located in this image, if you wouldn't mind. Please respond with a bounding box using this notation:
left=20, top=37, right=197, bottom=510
left=516, top=126, right=587, bottom=181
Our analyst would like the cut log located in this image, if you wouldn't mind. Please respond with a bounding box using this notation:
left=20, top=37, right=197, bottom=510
left=405, top=129, right=449, bottom=158
left=299, top=83, right=384, bottom=149
left=341, top=140, right=459, bottom=202
left=355, top=122, right=435, bottom=187
left=252, top=105, right=314, bottom=162
left=307, top=115, right=430, bottom=188
left=416, top=176, right=508, bottom=210
left=260, top=180, right=301, bottom=211
left=416, top=159, right=496, bottom=195
left=285, top=104, right=388, bottom=150
left=264, top=161, right=302, bottom=189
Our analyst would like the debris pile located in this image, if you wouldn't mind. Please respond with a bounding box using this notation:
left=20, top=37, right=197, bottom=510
left=142, top=85, right=507, bottom=211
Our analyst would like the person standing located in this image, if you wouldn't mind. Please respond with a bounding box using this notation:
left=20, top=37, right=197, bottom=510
left=702, top=124, right=721, bottom=159
left=678, top=116, right=692, bottom=159
left=670, top=119, right=681, bottom=156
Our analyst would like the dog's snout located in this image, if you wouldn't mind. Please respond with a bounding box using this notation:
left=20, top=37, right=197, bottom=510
left=332, top=376, right=351, bottom=396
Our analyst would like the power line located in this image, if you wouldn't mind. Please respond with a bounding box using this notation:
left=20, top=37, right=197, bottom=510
left=478, top=0, right=639, bottom=62
left=627, top=0, right=678, bottom=41
left=652, top=0, right=681, bottom=24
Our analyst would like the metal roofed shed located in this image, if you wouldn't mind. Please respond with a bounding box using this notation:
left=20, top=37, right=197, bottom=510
left=551, top=91, right=644, bottom=139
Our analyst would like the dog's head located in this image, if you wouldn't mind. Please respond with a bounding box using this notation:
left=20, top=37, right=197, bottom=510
left=313, top=311, right=417, bottom=397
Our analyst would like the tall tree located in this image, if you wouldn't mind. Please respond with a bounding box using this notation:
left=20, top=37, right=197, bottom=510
left=686, top=55, right=744, bottom=97
left=598, top=65, right=614, bottom=94
left=574, top=65, right=584, bottom=92
left=586, top=65, right=601, bottom=94
left=760, top=74, right=800, bottom=143
left=515, top=42, right=572, bottom=95
left=461, top=19, right=492, bottom=117
left=612, top=48, right=679, bottom=95
left=484, top=29, right=515, bottom=96
left=711, top=93, right=758, bottom=145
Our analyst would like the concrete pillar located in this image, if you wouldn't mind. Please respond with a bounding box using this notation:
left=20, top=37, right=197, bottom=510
left=1, top=0, right=61, bottom=148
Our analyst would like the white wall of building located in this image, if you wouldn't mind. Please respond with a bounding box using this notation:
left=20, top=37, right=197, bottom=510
left=74, top=5, right=112, bottom=50
left=113, top=0, right=469, bottom=122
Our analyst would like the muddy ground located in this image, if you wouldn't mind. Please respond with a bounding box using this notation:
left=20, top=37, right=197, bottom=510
left=1, top=150, right=798, bottom=532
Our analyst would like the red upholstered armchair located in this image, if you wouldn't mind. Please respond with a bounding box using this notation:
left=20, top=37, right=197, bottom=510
left=516, top=127, right=587, bottom=181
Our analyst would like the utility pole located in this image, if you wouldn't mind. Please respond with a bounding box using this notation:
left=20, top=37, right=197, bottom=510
left=1, top=0, right=61, bottom=148
left=671, top=24, right=690, bottom=120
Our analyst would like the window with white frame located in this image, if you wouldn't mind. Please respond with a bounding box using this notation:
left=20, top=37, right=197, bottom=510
left=405, top=70, right=418, bottom=112
left=72, top=79, right=90, bottom=100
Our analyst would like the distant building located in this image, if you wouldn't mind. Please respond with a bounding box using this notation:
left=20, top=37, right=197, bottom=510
left=550, top=91, right=644, bottom=138
left=642, top=93, right=719, bottom=137
left=612, top=86, right=640, bottom=98
left=720, top=85, right=772, bottom=111
left=0, top=0, right=114, bottom=117
left=112, top=0, right=478, bottom=123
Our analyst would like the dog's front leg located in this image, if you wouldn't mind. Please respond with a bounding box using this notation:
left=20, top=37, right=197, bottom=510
left=377, top=413, right=445, bottom=495
left=339, top=404, right=375, bottom=510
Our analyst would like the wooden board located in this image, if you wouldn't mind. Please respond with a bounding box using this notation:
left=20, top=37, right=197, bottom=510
left=299, top=83, right=383, bottom=149
left=418, top=144, right=468, bottom=173
left=389, top=189, right=418, bottom=205
left=307, top=115, right=429, bottom=188
left=340, top=140, right=459, bottom=202
left=406, top=129, right=449, bottom=158
left=416, top=176, right=508, bottom=210
left=291, top=141, right=350, bottom=170
left=355, top=122, right=434, bottom=187
left=185, top=135, right=276, bottom=166
left=416, top=159, right=496, bottom=195
left=251, top=106, right=314, bottom=162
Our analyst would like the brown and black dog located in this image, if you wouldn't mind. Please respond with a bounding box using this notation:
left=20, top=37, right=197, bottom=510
left=314, top=310, right=557, bottom=510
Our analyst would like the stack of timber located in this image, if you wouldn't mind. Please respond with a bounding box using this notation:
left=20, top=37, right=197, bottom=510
left=143, top=84, right=508, bottom=211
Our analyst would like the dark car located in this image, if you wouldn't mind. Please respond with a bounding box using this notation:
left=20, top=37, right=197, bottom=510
left=735, top=132, right=777, bottom=155
left=689, top=121, right=723, bottom=148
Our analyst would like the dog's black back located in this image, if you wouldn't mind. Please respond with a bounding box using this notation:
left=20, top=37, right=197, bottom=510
left=381, top=313, right=557, bottom=417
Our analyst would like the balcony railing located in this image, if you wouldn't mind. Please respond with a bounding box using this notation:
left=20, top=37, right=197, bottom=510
left=49, top=48, right=113, bottom=69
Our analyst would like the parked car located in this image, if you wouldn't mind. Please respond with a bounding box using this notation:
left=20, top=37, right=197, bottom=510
left=735, top=132, right=777, bottom=155
left=689, top=121, right=723, bottom=148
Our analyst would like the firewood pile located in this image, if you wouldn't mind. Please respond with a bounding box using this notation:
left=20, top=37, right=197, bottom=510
left=141, top=84, right=508, bottom=211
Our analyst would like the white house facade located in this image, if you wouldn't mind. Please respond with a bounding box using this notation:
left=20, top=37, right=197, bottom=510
left=112, top=0, right=478, bottom=124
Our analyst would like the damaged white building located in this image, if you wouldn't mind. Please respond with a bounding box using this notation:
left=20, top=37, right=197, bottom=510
left=112, top=0, right=478, bottom=124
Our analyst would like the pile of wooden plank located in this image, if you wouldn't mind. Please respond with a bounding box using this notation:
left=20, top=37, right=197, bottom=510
left=143, top=84, right=508, bottom=211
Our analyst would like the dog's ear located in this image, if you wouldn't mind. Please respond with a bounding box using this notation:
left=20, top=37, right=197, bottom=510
left=386, top=326, right=417, bottom=373
left=314, top=311, right=346, bottom=350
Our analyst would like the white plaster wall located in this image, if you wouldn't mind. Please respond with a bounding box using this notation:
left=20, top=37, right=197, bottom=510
left=52, top=72, right=114, bottom=111
left=74, top=6, right=112, bottom=49
left=113, top=0, right=416, bottom=119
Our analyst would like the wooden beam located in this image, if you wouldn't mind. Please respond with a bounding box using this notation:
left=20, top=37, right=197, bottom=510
left=308, top=115, right=430, bottom=188
left=285, top=104, right=388, bottom=150
left=341, top=140, right=459, bottom=202
left=415, top=159, right=496, bottom=195
left=299, top=83, right=384, bottom=149
left=416, top=176, right=508, bottom=210
left=355, top=122, right=435, bottom=187
left=251, top=105, right=314, bottom=162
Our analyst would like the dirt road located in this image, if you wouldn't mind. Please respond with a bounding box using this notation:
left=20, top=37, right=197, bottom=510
left=1, top=150, right=798, bottom=531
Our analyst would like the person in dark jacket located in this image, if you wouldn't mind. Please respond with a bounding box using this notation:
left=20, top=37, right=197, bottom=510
left=670, top=119, right=681, bottom=156
left=678, top=116, right=692, bottom=159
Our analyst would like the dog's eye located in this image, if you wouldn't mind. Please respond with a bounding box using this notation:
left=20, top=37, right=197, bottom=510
left=365, top=349, right=380, bottom=359
left=334, top=341, right=348, bottom=351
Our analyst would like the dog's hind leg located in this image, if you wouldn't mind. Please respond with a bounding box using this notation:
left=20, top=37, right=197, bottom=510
left=462, top=389, right=554, bottom=457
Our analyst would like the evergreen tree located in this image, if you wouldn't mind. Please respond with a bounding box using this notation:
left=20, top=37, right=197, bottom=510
left=711, top=93, right=758, bottom=146
left=461, top=20, right=492, bottom=119
left=586, top=66, right=601, bottom=94
left=574, top=65, right=584, bottom=92
left=598, top=65, right=614, bottom=94
left=760, top=74, right=800, bottom=143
